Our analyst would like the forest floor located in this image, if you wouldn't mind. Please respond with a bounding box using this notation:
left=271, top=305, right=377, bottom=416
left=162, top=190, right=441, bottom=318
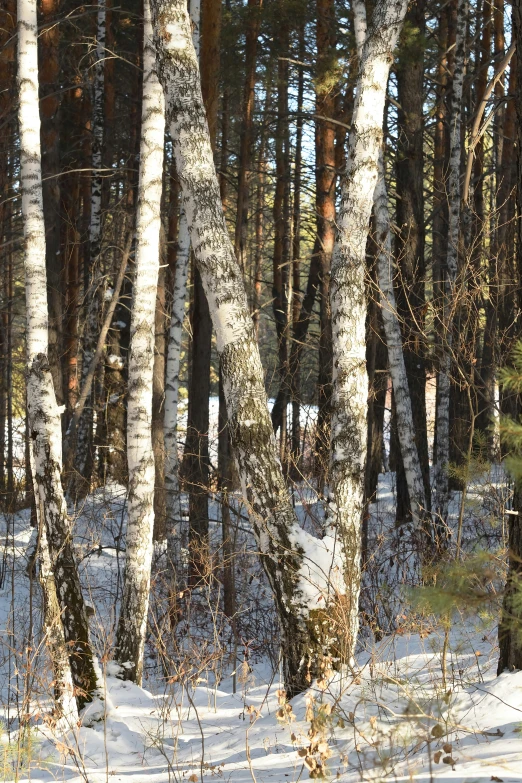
left=1, top=417, right=521, bottom=781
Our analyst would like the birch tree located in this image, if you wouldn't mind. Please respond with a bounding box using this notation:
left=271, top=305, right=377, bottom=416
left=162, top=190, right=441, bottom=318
left=151, top=0, right=348, bottom=696
left=165, top=212, right=190, bottom=581
left=115, top=0, right=165, bottom=683
left=18, top=0, right=96, bottom=712
left=433, top=0, right=468, bottom=527
left=73, top=0, right=106, bottom=489
left=164, top=0, right=198, bottom=592
left=329, top=0, right=408, bottom=649
left=352, top=0, right=429, bottom=529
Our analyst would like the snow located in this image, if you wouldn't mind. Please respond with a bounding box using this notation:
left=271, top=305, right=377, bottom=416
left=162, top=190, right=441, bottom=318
left=1, top=407, right=519, bottom=782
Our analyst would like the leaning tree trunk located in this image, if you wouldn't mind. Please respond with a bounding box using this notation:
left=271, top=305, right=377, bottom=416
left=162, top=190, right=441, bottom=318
left=115, top=0, right=165, bottom=684
left=151, top=0, right=350, bottom=697
left=433, top=0, right=468, bottom=527
left=18, top=0, right=96, bottom=713
left=329, top=0, right=408, bottom=656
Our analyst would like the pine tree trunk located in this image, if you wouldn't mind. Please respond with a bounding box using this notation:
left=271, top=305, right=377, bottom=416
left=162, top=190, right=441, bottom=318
left=234, top=0, right=262, bottom=270
left=498, top=0, right=522, bottom=675
left=151, top=0, right=352, bottom=696
left=433, top=0, right=468, bottom=525
left=115, top=0, right=165, bottom=683
left=314, top=0, right=337, bottom=481
left=270, top=21, right=291, bottom=447
left=329, top=0, right=408, bottom=654
left=39, top=0, right=64, bottom=408
left=18, top=0, right=96, bottom=710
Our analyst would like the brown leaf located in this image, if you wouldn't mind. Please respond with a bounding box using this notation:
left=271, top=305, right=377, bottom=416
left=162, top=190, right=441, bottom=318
left=491, top=777, right=503, bottom=782
left=433, top=751, right=442, bottom=764
left=442, top=742, right=452, bottom=753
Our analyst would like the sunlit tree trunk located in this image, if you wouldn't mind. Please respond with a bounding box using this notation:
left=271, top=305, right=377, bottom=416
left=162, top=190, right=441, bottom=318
left=329, top=0, right=408, bottom=654
left=18, top=0, right=96, bottom=713
left=115, top=0, right=165, bottom=683
left=151, top=0, right=351, bottom=696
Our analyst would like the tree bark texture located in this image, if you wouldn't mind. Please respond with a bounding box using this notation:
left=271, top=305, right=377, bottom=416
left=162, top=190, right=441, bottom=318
left=329, top=0, right=408, bottom=657
left=433, top=0, right=468, bottom=525
left=115, top=0, right=165, bottom=683
left=497, top=0, right=522, bottom=675
left=18, top=0, right=97, bottom=709
left=151, top=0, right=350, bottom=696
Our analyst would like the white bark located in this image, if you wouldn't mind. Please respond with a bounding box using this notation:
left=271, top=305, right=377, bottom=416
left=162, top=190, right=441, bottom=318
left=374, top=157, right=428, bottom=523
left=150, top=0, right=346, bottom=696
left=163, top=0, right=198, bottom=586
left=353, top=0, right=428, bottom=526
left=329, top=0, right=407, bottom=656
left=18, top=0, right=94, bottom=716
left=189, top=0, right=200, bottom=56
left=115, top=0, right=165, bottom=683
left=433, top=0, right=468, bottom=525
left=90, top=0, right=106, bottom=264
left=38, top=524, right=78, bottom=730
left=164, top=211, right=190, bottom=574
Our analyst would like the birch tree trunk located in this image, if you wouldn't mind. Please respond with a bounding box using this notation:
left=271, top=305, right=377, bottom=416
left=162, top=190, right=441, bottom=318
left=73, top=0, right=106, bottom=491
left=329, top=0, right=407, bottom=652
left=115, top=0, right=165, bottom=683
left=151, top=0, right=349, bottom=696
left=165, top=212, right=189, bottom=586
left=352, top=0, right=429, bottom=529
left=374, top=161, right=429, bottom=525
left=433, top=0, right=468, bottom=527
left=18, top=0, right=96, bottom=712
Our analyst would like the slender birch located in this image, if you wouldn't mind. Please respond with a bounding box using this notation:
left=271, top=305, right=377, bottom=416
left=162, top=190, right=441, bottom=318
left=353, top=0, right=429, bottom=527
left=73, top=0, right=107, bottom=486
left=115, top=0, right=165, bottom=682
left=164, top=0, right=198, bottom=587
left=433, top=0, right=468, bottom=526
left=329, top=0, right=407, bottom=651
left=374, top=162, right=428, bottom=524
left=151, top=0, right=347, bottom=696
left=165, top=211, right=190, bottom=577
left=18, top=0, right=96, bottom=712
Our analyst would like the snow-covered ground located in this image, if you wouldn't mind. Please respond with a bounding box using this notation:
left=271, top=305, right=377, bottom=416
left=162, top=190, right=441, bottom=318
left=0, top=461, right=519, bottom=781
